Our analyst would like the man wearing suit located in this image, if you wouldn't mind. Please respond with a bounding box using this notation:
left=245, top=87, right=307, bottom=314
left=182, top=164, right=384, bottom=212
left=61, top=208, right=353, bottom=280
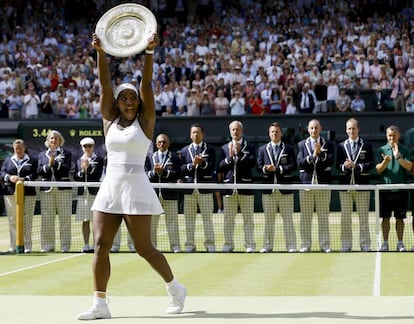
left=145, top=134, right=181, bottom=253
left=218, top=120, right=256, bottom=253
left=336, top=118, right=374, bottom=252
left=297, top=119, right=334, bottom=253
left=173, top=58, right=192, bottom=83
left=373, top=84, right=388, bottom=111
left=257, top=122, right=297, bottom=253
left=296, top=83, right=316, bottom=113
left=180, top=124, right=216, bottom=252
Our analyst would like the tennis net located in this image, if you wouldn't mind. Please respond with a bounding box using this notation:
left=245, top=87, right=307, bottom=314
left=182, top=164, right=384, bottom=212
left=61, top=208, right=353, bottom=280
left=9, top=181, right=414, bottom=253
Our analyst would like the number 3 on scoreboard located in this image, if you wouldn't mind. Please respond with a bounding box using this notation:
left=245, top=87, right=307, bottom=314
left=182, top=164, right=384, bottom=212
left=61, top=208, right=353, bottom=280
left=32, top=128, right=52, bottom=138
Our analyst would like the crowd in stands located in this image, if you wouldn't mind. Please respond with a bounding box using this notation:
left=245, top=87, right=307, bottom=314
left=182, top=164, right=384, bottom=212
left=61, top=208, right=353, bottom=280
left=1, top=0, right=414, bottom=119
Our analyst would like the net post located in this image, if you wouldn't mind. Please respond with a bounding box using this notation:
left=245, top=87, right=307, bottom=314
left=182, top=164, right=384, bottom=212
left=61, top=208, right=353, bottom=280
left=15, top=181, right=25, bottom=254
left=374, top=187, right=381, bottom=251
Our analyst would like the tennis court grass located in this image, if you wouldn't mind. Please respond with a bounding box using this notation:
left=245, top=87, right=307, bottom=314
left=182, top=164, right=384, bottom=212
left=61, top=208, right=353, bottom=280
left=1, top=252, right=414, bottom=296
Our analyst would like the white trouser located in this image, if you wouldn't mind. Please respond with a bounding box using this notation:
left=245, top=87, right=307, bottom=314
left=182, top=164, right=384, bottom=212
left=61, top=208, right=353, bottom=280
left=223, top=192, right=255, bottom=251
left=338, top=190, right=371, bottom=250
left=183, top=191, right=215, bottom=251
left=299, top=190, right=331, bottom=251
left=262, top=191, right=296, bottom=251
left=313, top=100, right=327, bottom=113
left=39, top=188, right=72, bottom=251
left=151, top=198, right=180, bottom=251
left=4, top=195, right=37, bottom=251
left=76, top=194, right=95, bottom=221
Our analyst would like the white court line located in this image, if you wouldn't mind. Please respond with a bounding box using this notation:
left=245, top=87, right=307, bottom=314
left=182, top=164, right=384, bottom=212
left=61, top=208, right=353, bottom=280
left=0, top=253, right=84, bottom=277
left=373, top=251, right=382, bottom=297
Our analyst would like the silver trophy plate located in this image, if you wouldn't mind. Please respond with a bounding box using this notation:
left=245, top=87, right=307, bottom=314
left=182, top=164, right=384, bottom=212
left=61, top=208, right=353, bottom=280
left=95, top=3, right=157, bottom=57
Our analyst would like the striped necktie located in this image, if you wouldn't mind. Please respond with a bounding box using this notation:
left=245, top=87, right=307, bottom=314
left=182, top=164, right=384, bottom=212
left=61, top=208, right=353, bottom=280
left=352, top=141, right=357, bottom=160
left=273, top=145, right=280, bottom=163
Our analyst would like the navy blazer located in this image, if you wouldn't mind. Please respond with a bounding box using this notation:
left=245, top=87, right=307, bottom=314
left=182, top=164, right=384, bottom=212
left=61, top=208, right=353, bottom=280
left=257, top=142, right=296, bottom=194
left=218, top=138, right=256, bottom=195
left=0, top=153, right=37, bottom=196
left=37, top=147, right=72, bottom=191
left=180, top=141, right=216, bottom=194
left=145, top=149, right=181, bottom=200
left=74, top=153, right=104, bottom=195
left=336, top=138, right=374, bottom=185
left=297, top=137, right=334, bottom=184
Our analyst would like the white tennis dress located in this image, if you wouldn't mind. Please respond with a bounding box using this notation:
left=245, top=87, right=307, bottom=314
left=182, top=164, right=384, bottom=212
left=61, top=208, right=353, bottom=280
left=92, top=117, right=164, bottom=215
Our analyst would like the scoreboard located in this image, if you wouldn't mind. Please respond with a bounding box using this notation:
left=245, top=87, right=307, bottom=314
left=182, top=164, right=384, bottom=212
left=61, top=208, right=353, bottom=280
left=17, top=121, right=106, bottom=160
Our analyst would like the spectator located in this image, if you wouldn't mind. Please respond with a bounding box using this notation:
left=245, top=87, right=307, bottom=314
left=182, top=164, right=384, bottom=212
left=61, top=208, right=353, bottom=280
left=159, top=84, right=175, bottom=114
left=173, top=84, right=188, bottom=113
left=78, top=95, right=91, bottom=119
left=90, top=93, right=101, bottom=119
left=373, top=84, right=388, bottom=111
left=0, top=0, right=413, bottom=122
left=268, top=84, right=285, bottom=114
left=56, top=95, right=67, bottom=119
left=175, top=105, right=187, bottom=116
left=23, top=87, right=40, bottom=119
left=350, top=92, right=366, bottom=113
left=285, top=95, right=297, bottom=114
left=229, top=90, right=245, bottom=115
left=313, top=77, right=328, bottom=113
left=39, top=93, right=55, bottom=119
left=66, top=81, right=80, bottom=105
left=250, top=91, right=265, bottom=115
left=187, top=88, right=201, bottom=116
left=355, top=55, right=370, bottom=87
left=336, top=88, right=351, bottom=112
left=7, top=89, right=22, bottom=119
left=0, top=92, right=9, bottom=118
left=326, top=77, right=340, bottom=113
left=213, top=89, right=229, bottom=116
left=66, top=95, right=78, bottom=119
left=390, top=69, right=409, bottom=111
left=297, top=82, right=315, bottom=113
left=403, top=81, right=414, bottom=112
left=200, top=89, right=213, bottom=115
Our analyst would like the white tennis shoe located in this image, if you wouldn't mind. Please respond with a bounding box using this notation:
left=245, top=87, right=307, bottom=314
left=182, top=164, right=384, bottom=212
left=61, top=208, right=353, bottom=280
left=77, top=304, right=111, bottom=320
left=166, top=284, right=187, bottom=314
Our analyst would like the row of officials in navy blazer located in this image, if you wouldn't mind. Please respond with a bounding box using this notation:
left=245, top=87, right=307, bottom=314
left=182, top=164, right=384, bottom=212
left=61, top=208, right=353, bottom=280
left=145, top=117, right=409, bottom=254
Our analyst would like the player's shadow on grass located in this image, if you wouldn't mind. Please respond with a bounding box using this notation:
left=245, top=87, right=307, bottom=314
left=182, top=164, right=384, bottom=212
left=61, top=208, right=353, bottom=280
left=133, top=311, right=414, bottom=321
left=123, top=311, right=414, bottom=321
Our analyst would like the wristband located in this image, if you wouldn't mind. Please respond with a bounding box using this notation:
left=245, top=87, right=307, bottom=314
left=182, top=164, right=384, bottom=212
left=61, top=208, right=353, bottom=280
left=145, top=49, right=154, bottom=55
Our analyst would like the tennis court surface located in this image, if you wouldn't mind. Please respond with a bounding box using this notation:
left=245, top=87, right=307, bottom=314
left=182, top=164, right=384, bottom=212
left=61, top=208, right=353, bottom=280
left=0, top=252, right=413, bottom=324
left=1, top=295, right=413, bottom=324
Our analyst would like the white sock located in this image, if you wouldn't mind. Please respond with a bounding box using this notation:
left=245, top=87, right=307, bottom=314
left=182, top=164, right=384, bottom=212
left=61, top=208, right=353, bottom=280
left=166, top=278, right=180, bottom=291
left=93, top=292, right=107, bottom=306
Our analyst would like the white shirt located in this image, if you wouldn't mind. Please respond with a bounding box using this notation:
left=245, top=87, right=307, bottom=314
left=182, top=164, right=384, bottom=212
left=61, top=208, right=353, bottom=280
left=23, top=93, right=40, bottom=117
left=229, top=96, right=245, bottom=115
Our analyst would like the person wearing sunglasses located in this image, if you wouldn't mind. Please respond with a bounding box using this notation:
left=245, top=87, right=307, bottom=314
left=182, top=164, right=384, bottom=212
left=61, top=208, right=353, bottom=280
left=74, top=137, right=104, bottom=253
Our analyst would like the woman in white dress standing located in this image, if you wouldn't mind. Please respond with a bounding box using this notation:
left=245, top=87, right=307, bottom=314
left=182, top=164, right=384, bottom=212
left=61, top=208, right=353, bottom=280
left=78, top=32, right=186, bottom=320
